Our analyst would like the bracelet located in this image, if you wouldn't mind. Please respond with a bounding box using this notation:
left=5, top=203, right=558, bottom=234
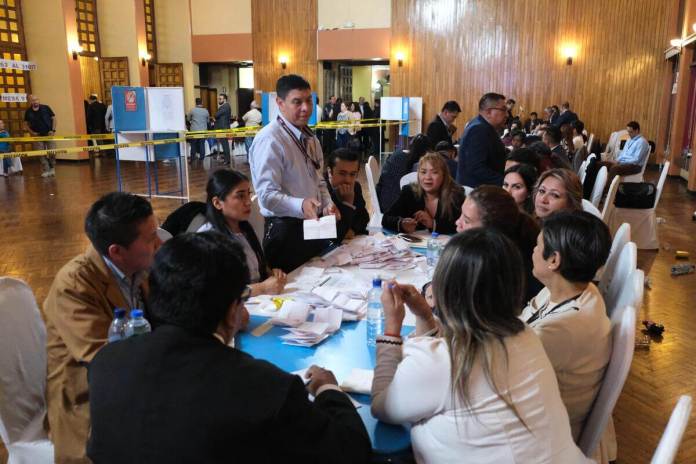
left=376, top=338, right=403, bottom=346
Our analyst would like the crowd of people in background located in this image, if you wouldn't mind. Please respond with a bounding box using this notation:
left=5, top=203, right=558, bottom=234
left=12, top=72, right=655, bottom=463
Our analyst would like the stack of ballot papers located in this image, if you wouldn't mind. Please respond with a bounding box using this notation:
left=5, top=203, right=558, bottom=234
left=321, top=233, right=424, bottom=271
left=271, top=302, right=344, bottom=347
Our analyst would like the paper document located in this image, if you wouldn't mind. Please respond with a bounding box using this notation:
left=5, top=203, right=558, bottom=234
left=304, top=215, right=337, bottom=240
left=340, top=368, right=374, bottom=395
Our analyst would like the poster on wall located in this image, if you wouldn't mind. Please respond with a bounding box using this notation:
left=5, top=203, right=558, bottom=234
left=146, top=87, right=186, bottom=132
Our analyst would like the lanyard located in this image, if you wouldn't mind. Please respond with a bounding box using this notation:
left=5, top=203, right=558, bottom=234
left=276, top=115, right=320, bottom=170
left=525, top=292, right=582, bottom=325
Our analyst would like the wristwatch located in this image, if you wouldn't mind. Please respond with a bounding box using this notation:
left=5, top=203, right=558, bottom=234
left=241, top=285, right=252, bottom=302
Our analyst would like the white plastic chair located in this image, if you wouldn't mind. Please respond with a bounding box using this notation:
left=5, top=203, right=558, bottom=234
left=582, top=199, right=602, bottom=218
left=578, top=159, right=589, bottom=183
left=601, top=175, right=621, bottom=221
left=249, top=195, right=265, bottom=243
left=0, top=278, right=54, bottom=464
left=606, top=161, right=670, bottom=249
left=602, top=242, right=637, bottom=316
left=608, top=269, right=644, bottom=319
left=399, top=171, right=418, bottom=189
left=651, top=395, right=693, bottom=464
left=578, top=304, right=636, bottom=458
left=364, top=158, right=383, bottom=230
left=597, top=223, right=631, bottom=292
left=367, top=156, right=380, bottom=186
left=586, top=133, right=595, bottom=152
left=590, top=166, right=608, bottom=207
left=463, top=185, right=473, bottom=195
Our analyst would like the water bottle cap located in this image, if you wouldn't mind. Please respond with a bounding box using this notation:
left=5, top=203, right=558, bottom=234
left=372, top=277, right=382, bottom=288
left=431, top=232, right=439, bottom=238
left=130, top=309, right=143, bottom=318
left=114, top=308, right=126, bottom=318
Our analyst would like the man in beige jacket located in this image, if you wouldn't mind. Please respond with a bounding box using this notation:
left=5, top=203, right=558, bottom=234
left=43, top=192, right=161, bottom=463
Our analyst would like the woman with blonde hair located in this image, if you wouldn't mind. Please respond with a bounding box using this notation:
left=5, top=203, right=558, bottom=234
left=371, top=229, right=591, bottom=463
left=382, top=152, right=465, bottom=234
left=534, top=168, right=583, bottom=219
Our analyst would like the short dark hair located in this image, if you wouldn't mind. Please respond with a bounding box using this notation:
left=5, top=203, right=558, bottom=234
left=561, top=101, right=570, bottom=109
left=506, top=98, right=516, bottom=105
left=195, top=97, right=202, bottom=105
left=435, top=140, right=455, bottom=152
left=219, top=93, right=228, bottom=101
left=507, top=147, right=540, bottom=171
left=89, top=95, right=98, bottom=102
left=441, top=101, right=461, bottom=113
left=276, top=74, right=311, bottom=99
left=530, top=112, right=538, bottom=117
left=511, top=130, right=526, bottom=143
left=407, top=133, right=433, bottom=166
left=84, top=192, right=153, bottom=256
left=552, top=105, right=560, bottom=113
left=627, top=121, right=640, bottom=131
left=478, top=93, right=506, bottom=111
left=528, top=140, right=551, bottom=159
left=148, top=232, right=250, bottom=334
left=327, top=148, right=360, bottom=170
left=542, top=211, right=611, bottom=283
left=544, top=125, right=562, bottom=144
left=572, top=119, right=585, bottom=134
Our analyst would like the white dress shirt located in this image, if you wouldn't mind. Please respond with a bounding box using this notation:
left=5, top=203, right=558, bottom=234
left=249, top=113, right=332, bottom=218
left=372, top=328, right=592, bottom=463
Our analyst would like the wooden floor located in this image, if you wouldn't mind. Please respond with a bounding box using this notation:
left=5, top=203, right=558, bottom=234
left=1, top=157, right=695, bottom=463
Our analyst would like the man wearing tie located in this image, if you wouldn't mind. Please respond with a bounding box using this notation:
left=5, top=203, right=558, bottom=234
left=249, top=75, right=340, bottom=273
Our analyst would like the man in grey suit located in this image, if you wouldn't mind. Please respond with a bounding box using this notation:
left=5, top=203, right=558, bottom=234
left=214, top=93, right=232, bottom=165
left=186, top=98, right=210, bottom=161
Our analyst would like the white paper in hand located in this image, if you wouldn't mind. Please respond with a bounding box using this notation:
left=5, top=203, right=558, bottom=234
left=303, top=215, right=338, bottom=240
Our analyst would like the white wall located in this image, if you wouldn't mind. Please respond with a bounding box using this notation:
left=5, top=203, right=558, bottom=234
left=318, top=0, right=390, bottom=29
left=191, top=0, right=251, bottom=35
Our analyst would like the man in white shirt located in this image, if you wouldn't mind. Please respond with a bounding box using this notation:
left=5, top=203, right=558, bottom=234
left=249, top=75, right=339, bottom=272
left=242, top=100, right=262, bottom=154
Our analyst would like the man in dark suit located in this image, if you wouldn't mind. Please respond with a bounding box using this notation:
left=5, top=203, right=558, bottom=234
left=214, top=93, right=232, bottom=165
left=325, top=148, right=370, bottom=239
left=543, top=125, right=569, bottom=161
left=426, top=100, right=461, bottom=146
left=549, top=105, right=560, bottom=126
left=552, top=101, right=578, bottom=128
left=87, top=232, right=371, bottom=464
left=456, top=93, right=507, bottom=187
left=86, top=94, right=107, bottom=134
left=357, top=97, right=374, bottom=153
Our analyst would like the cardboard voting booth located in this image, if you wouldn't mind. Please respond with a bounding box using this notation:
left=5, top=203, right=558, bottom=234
left=380, top=96, right=422, bottom=138
left=111, top=86, right=189, bottom=201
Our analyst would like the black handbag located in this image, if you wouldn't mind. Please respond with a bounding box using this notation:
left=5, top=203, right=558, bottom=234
left=614, top=182, right=656, bottom=209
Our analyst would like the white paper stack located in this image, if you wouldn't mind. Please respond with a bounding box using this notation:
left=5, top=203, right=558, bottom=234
left=311, top=286, right=367, bottom=320
left=269, top=301, right=311, bottom=327
left=279, top=307, right=343, bottom=347
left=340, top=368, right=374, bottom=395
left=321, top=233, right=423, bottom=271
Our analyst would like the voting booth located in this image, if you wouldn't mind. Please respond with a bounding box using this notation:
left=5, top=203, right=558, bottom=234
left=111, top=85, right=189, bottom=201
left=379, top=96, right=423, bottom=160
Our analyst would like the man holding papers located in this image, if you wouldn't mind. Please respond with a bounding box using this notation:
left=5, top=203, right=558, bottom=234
left=250, top=74, right=340, bottom=272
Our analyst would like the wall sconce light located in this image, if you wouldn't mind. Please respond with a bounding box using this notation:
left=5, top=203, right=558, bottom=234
left=69, top=43, right=83, bottom=60
left=395, top=51, right=405, bottom=67
left=562, top=45, right=577, bottom=66
left=279, top=55, right=288, bottom=70
left=693, top=23, right=696, bottom=33
left=670, top=38, right=683, bottom=48
left=140, top=52, right=151, bottom=66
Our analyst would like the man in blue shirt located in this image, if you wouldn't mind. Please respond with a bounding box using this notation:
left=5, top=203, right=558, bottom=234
left=249, top=74, right=339, bottom=272
left=456, top=93, right=508, bottom=187
left=599, top=121, right=650, bottom=179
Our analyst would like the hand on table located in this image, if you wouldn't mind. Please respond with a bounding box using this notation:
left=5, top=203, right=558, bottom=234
left=305, top=365, right=339, bottom=396
left=261, top=271, right=287, bottom=295
left=413, top=210, right=434, bottom=230
left=399, top=218, right=417, bottom=233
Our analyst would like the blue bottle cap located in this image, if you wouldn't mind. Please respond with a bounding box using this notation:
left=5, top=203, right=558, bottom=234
left=114, top=308, right=126, bottom=319
left=372, top=277, right=382, bottom=288
left=130, top=309, right=143, bottom=318
left=431, top=232, right=439, bottom=238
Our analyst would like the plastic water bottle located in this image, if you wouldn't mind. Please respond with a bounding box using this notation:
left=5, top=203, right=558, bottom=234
left=366, top=277, right=384, bottom=347
left=426, top=232, right=441, bottom=267
left=125, top=309, right=151, bottom=338
left=107, top=308, right=127, bottom=343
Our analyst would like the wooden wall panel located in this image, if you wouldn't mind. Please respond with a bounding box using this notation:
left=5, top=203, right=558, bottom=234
left=251, top=0, right=318, bottom=95
left=390, top=0, right=676, bottom=146
left=79, top=54, right=102, bottom=100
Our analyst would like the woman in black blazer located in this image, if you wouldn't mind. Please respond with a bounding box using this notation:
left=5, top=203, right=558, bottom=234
left=200, top=169, right=287, bottom=296
left=382, top=152, right=465, bottom=235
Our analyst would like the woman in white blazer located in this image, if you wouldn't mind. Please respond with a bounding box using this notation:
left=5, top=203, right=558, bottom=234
left=521, top=211, right=613, bottom=449
left=371, top=229, right=591, bottom=463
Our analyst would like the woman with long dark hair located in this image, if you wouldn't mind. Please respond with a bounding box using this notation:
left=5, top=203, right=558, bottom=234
left=198, top=169, right=287, bottom=296
left=503, top=163, right=538, bottom=215
left=371, top=229, right=588, bottom=463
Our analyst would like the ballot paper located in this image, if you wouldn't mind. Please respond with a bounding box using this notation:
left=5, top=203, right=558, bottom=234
left=303, top=215, right=337, bottom=240
left=313, top=307, right=344, bottom=331
left=340, top=368, right=374, bottom=395
left=270, top=301, right=311, bottom=327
